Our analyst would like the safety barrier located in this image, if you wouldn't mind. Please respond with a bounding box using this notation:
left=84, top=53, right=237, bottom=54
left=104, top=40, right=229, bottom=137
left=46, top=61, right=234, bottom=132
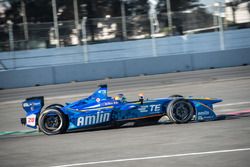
left=0, top=47, right=250, bottom=89
left=1, top=28, right=250, bottom=70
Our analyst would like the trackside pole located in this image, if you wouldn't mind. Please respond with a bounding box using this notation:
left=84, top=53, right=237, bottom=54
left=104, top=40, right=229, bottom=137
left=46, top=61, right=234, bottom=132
left=7, top=20, right=16, bottom=69
left=121, top=0, right=127, bottom=40
left=52, top=0, right=60, bottom=47
left=148, top=0, right=158, bottom=57
left=166, top=0, right=173, bottom=35
left=149, top=15, right=157, bottom=57
left=21, top=0, right=29, bottom=49
left=214, top=2, right=225, bottom=50
left=218, top=3, right=225, bottom=50
left=81, top=17, right=88, bottom=63
left=73, top=0, right=80, bottom=39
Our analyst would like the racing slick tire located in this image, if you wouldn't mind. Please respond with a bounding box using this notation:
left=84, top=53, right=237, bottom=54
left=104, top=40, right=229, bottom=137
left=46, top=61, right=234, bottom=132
left=166, top=99, right=194, bottom=123
left=38, top=107, right=68, bottom=135
left=45, top=104, right=64, bottom=110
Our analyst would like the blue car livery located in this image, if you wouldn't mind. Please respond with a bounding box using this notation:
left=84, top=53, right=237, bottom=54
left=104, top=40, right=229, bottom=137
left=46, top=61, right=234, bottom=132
left=20, top=84, right=222, bottom=135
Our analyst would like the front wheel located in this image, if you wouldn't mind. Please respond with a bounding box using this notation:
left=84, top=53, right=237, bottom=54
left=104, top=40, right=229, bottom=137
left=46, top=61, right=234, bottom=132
left=166, top=99, right=194, bottom=123
left=38, top=107, right=68, bottom=135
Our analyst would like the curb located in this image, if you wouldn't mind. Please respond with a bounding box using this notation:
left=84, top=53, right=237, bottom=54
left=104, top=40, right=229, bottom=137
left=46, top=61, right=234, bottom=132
left=0, top=130, right=38, bottom=136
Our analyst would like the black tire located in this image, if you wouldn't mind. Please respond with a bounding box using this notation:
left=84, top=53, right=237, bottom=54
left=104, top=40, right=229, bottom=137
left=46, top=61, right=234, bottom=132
left=45, top=104, right=64, bottom=110
left=167, top=99, right=194, bottom=123
left=38, top=107, right=68, bottom=135
left=169, top=95, right=183, bottom=98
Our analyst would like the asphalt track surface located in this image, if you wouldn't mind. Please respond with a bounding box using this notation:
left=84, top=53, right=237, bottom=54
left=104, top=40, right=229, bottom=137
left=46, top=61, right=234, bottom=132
left=0, top=66, right=250, bottom=167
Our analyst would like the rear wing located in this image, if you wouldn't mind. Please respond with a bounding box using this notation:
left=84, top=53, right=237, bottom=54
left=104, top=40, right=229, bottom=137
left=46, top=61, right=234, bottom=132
left=22, top=96, right=44, bottom=114
left=21, top=96, right=44, bottom=128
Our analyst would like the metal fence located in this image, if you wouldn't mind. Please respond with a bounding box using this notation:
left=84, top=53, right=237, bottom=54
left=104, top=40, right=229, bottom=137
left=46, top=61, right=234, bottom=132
left=2, top=2, right=250, bottom=52
left=1, top=27, right=250, bottom=71
left=0, top=3, right=250, bottom=70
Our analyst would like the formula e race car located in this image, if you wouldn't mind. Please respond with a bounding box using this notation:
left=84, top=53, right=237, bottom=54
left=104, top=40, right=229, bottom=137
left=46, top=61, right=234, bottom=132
left=20, top=84, right=222, bottom=135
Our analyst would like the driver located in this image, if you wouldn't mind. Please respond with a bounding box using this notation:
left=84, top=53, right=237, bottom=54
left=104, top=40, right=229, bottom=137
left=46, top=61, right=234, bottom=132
left=114, top=93, right=127, bottom=103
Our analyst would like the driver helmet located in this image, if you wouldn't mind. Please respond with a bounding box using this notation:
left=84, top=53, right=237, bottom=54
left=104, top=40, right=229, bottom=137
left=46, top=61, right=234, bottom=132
left=114, top=93, right=126, bottom=103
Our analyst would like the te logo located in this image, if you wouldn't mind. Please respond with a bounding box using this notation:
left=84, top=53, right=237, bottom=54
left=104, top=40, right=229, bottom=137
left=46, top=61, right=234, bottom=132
left=139, top=104, right=161, bottom=113
left=149, top=104, right=161, bottom=112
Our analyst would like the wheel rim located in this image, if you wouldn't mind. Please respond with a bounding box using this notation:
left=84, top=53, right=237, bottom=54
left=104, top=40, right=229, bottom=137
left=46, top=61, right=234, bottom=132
left=41, top=111, right=63, bottom=133
left=172, top=101, right=193, bottom=122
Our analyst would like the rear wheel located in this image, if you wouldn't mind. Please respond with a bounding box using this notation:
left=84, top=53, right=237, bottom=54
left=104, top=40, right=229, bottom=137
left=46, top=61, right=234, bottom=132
left=169, top=95, right=183, bottom=98
left=45, top=104, right=64, bottom=110
left=38, top=107, right=68, bottom=135
left=167, top=99, right=194, bottom=123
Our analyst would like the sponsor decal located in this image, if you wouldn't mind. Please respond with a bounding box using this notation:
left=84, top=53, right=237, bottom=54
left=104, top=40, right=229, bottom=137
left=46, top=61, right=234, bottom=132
left=77, top=111, right=110, bottom=126
left=98, top=90, right=106, bottom=94
left=23, top=102, right=40, bottom=107
left=96, top=98, right=101, bottom=102
left=197, top=116, right=203, bottom=120
left=197, top=111, right=210, bottom=116
left=23, top=103, right=29, bottom=107
left=103, top=101, right=118, bottom=105
left=26, top=114, right=36, bottom=127
left=138, top=104, right=161, bottom=113
left=138, top=106, right=148, bottom=112
left=197, top=115, right=214, bottom=121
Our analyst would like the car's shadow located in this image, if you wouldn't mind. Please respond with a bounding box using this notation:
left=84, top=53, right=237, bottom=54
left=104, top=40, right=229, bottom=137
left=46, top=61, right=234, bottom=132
left=65, top=112, right=250, bottom=135
left=66, top=119, right=167, bottom=135
left=2, top=113, right=249, bottom=138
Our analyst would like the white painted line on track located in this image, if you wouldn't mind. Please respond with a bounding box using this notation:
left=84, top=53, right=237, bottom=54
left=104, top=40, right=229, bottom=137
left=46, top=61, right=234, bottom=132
left=50, top=148, right=250, bottom=167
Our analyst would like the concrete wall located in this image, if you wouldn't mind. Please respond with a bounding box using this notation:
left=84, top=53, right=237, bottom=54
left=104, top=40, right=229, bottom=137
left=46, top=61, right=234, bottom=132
left=53, top=61, right=126, bottom=84
left=192, top=48, right=250, bottom=69
left=0, top=67, right=54, bottom=88
left=1, top=28, right=250, bottom=70
left=1, top=47, right=250, bottom=89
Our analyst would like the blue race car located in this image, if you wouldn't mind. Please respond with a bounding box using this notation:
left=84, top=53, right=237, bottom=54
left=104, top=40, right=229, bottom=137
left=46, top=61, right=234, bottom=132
left=20, top=84, right=222, bottom=135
